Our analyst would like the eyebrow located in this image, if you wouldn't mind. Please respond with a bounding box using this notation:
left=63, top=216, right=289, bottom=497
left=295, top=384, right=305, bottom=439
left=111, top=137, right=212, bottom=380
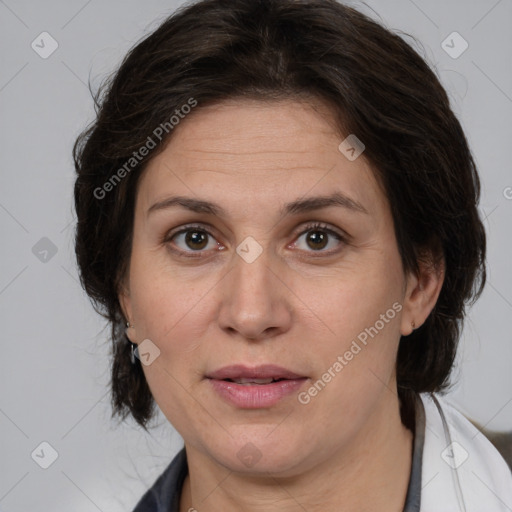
left=147, top=191, right=369, bottom=218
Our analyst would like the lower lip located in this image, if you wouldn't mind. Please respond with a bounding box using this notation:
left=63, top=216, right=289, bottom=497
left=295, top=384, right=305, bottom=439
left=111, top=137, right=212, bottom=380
left=208, top=378, right=307, bottom=408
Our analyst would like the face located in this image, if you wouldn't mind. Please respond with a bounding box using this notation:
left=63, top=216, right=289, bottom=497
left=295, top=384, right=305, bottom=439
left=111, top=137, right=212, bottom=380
left=120, top=98, right=422, bottom=476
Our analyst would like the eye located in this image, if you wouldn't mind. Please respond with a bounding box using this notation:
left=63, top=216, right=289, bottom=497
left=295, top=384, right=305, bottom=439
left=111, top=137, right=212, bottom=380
left=165, top=225, right=223, bottom=256
left=164, top=222, right=346, bottom=259
left=292, top=222, right=345, bottom=254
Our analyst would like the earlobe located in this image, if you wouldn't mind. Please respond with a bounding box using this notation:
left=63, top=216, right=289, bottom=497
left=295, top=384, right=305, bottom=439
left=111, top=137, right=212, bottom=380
left=400, top=255, right=445, bottom=336
left=400, top=275, right=417, bottom=336
left=118, top=287, right=136, bottom=342
left=125, top=322, right=137, bottom=344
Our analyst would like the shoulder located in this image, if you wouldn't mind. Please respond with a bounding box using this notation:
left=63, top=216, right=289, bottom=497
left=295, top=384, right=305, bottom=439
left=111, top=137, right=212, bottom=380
left=419, top=392, right=512, bottom=511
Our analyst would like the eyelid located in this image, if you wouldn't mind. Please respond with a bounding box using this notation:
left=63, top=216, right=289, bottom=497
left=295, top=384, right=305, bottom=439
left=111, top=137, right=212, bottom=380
left=162, top=223, right=223, bottom=258
left=163, top=223, right=219, bottom=243
left=163, top=221, right=348, bottom=256
left=291, top=222, right=347, bottom=256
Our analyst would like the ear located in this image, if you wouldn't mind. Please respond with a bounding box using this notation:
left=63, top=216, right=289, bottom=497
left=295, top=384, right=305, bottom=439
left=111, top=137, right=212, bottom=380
left=400, top=249, right=445, bottom=336
left=118, top=282, right=136, bottom=343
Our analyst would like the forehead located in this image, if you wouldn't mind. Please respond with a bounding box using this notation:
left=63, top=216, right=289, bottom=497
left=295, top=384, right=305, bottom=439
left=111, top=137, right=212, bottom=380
left=137, top=98, right=386, bottom=218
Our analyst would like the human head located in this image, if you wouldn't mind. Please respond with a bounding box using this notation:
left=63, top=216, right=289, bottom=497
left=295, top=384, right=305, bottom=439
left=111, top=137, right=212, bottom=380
left=73, top=0, right=486, bottom=431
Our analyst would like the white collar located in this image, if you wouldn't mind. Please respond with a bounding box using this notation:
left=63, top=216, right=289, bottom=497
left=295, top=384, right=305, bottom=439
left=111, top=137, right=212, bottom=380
left=420, top=393, right=512, bottom=511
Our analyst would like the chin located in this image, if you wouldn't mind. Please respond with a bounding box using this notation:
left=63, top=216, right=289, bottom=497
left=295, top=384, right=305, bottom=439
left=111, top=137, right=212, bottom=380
left=207, top=433, right=314, bottom=477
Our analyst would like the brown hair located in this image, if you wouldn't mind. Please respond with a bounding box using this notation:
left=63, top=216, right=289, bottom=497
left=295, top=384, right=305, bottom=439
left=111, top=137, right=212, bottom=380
left=73, top=0, right=486, bottom=430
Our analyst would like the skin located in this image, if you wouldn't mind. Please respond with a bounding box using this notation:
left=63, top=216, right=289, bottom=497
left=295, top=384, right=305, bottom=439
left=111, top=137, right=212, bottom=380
left=120, top=98, right=444, bottom=512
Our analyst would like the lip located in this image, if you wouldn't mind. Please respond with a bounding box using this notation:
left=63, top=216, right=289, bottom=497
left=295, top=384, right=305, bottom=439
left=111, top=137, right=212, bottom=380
left=206, top=364, right=305, bottom=380
left=206, top=364, right=308, bottom=409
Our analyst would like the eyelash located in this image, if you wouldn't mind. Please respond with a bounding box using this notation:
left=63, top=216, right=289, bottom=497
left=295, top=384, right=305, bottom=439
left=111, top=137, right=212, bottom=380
left=163, top=222, right=347, bottom=259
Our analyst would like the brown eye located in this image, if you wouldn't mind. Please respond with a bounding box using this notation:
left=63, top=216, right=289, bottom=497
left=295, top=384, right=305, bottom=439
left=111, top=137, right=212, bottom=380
left=306, top=230, right=329, bottom=250
left=184, top=230, right=209, bottom=250
left=293, top=223, right=345, bottom=254
left=166, top=226, right=220, bottom=255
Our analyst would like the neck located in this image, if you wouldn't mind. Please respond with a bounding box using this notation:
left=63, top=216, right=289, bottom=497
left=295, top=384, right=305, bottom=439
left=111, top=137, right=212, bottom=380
left=180, top=392, right=414, bottom=512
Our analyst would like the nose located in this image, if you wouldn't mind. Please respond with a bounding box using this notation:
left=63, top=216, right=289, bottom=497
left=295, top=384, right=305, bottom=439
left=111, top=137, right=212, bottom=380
left=216, top=241, right=293, bottom=342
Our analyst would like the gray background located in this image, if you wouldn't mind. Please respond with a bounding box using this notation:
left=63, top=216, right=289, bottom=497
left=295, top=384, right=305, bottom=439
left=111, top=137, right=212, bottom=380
left=0, top=0, right=511, bottom=510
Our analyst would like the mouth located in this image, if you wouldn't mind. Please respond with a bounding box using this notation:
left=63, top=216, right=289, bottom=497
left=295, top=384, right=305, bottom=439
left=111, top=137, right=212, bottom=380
left=206, top=364, right=308, bottom=408
left=222, top=377, right=288, bottom=385
left=206, top=364, right=306, bottom=381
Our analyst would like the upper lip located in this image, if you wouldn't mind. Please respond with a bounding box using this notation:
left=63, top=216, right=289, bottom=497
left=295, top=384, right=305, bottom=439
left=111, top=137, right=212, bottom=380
left=206, top=364, right=306, bottom=380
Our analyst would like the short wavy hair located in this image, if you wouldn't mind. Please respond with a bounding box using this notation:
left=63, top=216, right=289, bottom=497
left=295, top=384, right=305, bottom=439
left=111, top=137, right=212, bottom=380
left=73, top=0, right=486, bottom=430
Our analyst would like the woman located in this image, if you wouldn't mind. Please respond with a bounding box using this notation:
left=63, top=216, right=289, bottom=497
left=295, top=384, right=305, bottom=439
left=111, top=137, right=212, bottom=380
left=72, top=0, right=512, bottom=510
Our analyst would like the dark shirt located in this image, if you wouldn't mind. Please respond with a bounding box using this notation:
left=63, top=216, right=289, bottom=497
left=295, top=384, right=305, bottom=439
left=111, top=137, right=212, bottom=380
left=132, top=396, right=425, bottom=511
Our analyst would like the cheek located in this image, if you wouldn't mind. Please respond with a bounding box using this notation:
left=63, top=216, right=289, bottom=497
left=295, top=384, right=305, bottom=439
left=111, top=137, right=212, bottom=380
left=312, top=256, right=404, bottom=342
left=305, top=258, right=404, bottom=398
left=132, top=269, right=210, bottom=427
left=141, top=362, right=211, bottom=442
left=299, top=299, right=403, bottom=444
left=129, top=245, right=208, bottom=338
